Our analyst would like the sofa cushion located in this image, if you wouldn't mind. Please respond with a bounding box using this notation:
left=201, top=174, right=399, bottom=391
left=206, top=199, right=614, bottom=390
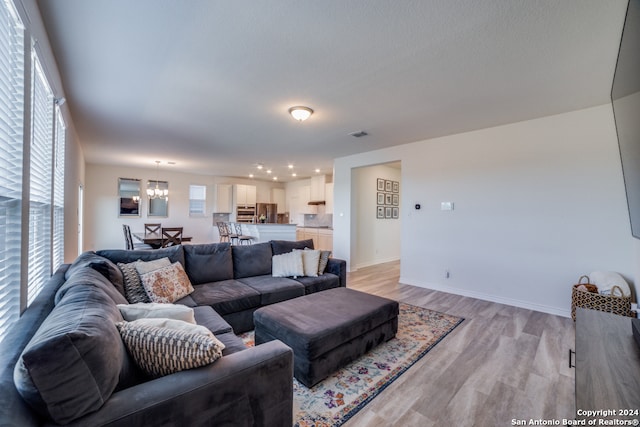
left=272, top=250, right=304, bottom=278
left=56, top=266, right=128, bottom=306
left=270, top=239, right=314, bottom=255
left=216, top=331, right=248, bottom=356
left=232, top=242, right=273, bottom=279
left=293, top=273, right=341, bottom=294
left=193, top=306, right=233, bottom=335
left=14, top=280, right=128, bottom=425
left=183, top=243, right=234, bottom=285
left=97, top=245, right=185, bottom=267
left=117, top=303, right=196, bottom=324
left=140, top=262, right=194, bottom=304
left=190, top=280, right=261, bottom=315
left=238, top=275, right=305, bottom=306
left=65, top=251, right=125, bottom=297
left=116, top=319, right=225, bottom=378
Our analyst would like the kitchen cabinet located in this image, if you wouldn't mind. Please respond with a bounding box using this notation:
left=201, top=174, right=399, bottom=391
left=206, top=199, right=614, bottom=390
left=272, top=188, right=286, bottom=213
left=235, top=184, right=256, bottom=207
left=214, top=184, right=232, bottom=213
left=299, top=186, right=315, bottom=214
left=310, top=175, right=326, bottom=202
left=298, top=227, right=333, bottom=251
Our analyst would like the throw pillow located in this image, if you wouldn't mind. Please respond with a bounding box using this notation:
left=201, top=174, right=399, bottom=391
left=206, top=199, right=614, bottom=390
left=117, top=302, right=196, bottom=324
left=140, top=262, right=194, bottom=304
left=317, top=250, right=332, bottom=274
left=296, top=249, right=321, bottom=277
left=272, top=250, right=304, bottom=278
left=116, top=319, right=225, bottom=378
left=118, top=262, right=151, bottom=304
left=135, top=257, right=171, bottom=275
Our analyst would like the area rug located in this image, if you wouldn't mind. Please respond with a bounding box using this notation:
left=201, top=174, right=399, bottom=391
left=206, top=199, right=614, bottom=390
left=240, top=302, right=464, bottom=427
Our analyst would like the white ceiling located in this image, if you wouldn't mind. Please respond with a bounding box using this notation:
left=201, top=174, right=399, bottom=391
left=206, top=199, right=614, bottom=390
left=36, top=0, right=628, bottom=181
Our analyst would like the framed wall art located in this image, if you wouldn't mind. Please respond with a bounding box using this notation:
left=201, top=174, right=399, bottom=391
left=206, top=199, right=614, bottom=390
left=392, top=194, right=399, bottom=205
left=377, top=178, right=385, bottom=191
left=385, top=180, right=392, bottom=192
left=392, top=207, right=399, bottom=218
left=377, top=192, right=385, bottom=205
left=385, top=193, right=392, bottom=205
left=385, top=206, right=392, bottom=218
left=377, top=206, right=385, bottom=218
left=393, top=181, right=399, bottom=193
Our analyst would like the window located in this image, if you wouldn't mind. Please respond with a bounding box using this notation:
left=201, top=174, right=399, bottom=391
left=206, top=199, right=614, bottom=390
left=189, top=184, right=206, bottom=216
left=28, top=53, right=54, bottom=305
left=52, top=107, right=65, bottom=271
left=0, top=0, right=25, bottom=343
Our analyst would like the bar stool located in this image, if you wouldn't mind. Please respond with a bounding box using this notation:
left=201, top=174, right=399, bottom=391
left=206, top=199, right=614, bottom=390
left=217, top=222, right=230, bottom=242
left=234, top=223, right=254, bottom=245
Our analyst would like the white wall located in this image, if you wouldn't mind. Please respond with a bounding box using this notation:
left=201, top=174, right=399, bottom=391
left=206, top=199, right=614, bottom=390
left=334, top=104, right=635, bottom=317
left=352, top=164, right=401, bottom=268
left=84, top=163, right=283, bottom=250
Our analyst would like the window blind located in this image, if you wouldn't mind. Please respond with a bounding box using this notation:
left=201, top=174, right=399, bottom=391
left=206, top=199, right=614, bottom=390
left=52, top=107, right=65, bottom=270
left=27, top=54, right=53, bottom=305
left=0, top=0, right=24, bottom=344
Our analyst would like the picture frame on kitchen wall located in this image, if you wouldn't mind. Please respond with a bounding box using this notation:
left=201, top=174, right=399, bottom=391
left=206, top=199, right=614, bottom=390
left=385, top=206, right=392, bottom=218
left=385, top=193, right=392, bottom=205
left=385, top=180, right=393, bottom=192
left=392, top=181, right=399, bottom=193
left=392, top=194, right=399, bottom=205
left=377, top=206, right=385, bottom=219
left=392, top=207, right=399, bottom=219
left=377, top=192, right=385, bottom=205
left=377, top=178, right=385, bottom=191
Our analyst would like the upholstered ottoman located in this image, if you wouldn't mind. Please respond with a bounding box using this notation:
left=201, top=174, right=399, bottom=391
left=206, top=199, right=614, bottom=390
left=254, top=287, right=399, bottom=387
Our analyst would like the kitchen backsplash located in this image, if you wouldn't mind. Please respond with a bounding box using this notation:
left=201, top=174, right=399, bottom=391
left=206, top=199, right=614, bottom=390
left=304, top=213, right=333, bottom=228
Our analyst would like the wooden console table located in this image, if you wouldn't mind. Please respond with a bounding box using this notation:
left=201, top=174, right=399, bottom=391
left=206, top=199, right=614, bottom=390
left=575, top=308, right=640, bottom=421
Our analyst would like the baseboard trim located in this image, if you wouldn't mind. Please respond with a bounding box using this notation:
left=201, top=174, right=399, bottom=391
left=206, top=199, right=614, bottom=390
left=354, top=256, right=400, bottom=271
left=399, top=275, right=571, bottom=318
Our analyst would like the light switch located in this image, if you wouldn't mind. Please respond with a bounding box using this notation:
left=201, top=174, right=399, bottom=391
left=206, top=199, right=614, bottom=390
left=441, top=202, right=454, bottom=211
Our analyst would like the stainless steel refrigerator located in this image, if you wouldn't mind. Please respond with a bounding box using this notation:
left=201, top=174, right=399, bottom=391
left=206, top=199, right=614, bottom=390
left=255, top=203, right=278, bottom=223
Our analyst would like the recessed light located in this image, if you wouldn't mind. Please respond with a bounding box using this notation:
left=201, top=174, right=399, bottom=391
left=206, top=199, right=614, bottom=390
left=292, top=173, right=297, bottom=177
left=288, top=164, right=294, bottom=169
left=273, top=177, right=278, bottom=181
left=266, top=169, right=272, bottom=174
left=249, top=173, right=254, bottom=178
left=315, top=168, right=320, bottom=173
left=257, top=164, right=263, bottom=170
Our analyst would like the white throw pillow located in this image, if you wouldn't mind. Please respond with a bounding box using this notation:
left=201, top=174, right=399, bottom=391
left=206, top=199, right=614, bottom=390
left=297, top=249, right=321, bottom=277
left=272, top=250, right=304, bottom=278
left=117, top=303, right=196, bottom=324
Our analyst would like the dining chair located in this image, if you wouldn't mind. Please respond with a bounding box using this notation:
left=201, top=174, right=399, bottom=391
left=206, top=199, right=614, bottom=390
left=144, top=223, right=161, bottom=234
left=161, top=227, right=183, bottom=248
left=226, top=223, right=239, bottom=245
left=122, top=224, right=152, bottom=250
left=216, top=222, right=230, bottom=242
left=234, top=223, right=254, bottom=245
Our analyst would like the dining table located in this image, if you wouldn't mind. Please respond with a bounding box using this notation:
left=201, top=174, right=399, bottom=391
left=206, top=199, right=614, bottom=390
left=132, top=232, right=192, bottom=249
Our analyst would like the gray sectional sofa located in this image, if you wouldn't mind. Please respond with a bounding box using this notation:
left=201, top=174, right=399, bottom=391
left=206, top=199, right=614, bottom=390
left=0, top=239, right=346, bottom=427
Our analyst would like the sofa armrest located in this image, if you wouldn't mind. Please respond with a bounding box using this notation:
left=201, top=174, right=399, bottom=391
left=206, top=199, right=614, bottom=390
left=63, top=340, right=293, bottom=427
left=326, top=258, right=346, bottom=287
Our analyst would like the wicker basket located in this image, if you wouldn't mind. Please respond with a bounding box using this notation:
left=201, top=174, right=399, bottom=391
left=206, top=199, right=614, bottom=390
left=571, top=275, right=635, bottom=320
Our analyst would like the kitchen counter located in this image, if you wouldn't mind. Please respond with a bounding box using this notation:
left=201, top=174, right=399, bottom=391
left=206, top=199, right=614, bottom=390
left=242, top=223, right=297, bottom=243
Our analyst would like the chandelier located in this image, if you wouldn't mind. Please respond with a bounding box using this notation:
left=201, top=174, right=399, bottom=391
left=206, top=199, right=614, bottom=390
left=147, top=161, right=168, bottom=200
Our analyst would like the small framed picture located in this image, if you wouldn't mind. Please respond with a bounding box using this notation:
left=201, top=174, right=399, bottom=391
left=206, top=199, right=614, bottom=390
left=392, top=181, right=399, bottom=193
left=385, top=180, right=392, bottom=192
left=392, top=194, right=399, bottom=205
left=377, top=206, right=385, bottom=219
left=377, top=178, right=385, bottom=191
left=377, top=192, right=385, bottom=205
left=385, top=193, right=392, bottom=205
left=392, top=207, right=399, bottom=219
left=385, top=207, right=392, bottom=218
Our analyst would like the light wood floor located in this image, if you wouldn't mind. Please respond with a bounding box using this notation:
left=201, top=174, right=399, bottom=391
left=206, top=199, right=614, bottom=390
left=343, top=261, right=575, bottom=427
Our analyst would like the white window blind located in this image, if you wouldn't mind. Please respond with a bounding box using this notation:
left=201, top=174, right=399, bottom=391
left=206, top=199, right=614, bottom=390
left=189, top=184, right=206, bottom=216
left=28, top=53, right=53, bottom=305
left=52, top=107, right=65, bottom=270
left=0, top=0, right=24, bottom=344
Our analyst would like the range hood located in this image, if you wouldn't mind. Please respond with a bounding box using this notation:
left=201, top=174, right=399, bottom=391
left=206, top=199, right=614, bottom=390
left=307, top=200, right=326, bottom=205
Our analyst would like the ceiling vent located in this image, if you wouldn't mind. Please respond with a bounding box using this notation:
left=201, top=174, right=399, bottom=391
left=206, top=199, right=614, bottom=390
left=349, top=130, right=368, bottom=138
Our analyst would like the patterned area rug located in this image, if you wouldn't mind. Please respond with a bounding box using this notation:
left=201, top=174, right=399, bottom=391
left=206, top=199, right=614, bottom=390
left=241, top=302, right=464, bottom=427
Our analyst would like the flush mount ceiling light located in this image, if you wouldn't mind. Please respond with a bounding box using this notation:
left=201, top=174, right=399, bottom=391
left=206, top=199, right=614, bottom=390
left=288, top=106, right=313, bottom=122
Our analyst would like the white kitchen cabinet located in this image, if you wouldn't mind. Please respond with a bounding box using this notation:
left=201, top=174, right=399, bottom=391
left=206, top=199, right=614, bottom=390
left=235, top=184, right=256, bottom=207
left=310, top=175, right=326, bottom=201
left=299, top=185, right=315, bottom=213
left=272, top=188, right=286, bottom=213
left=214, top=184, right=232, bottom=213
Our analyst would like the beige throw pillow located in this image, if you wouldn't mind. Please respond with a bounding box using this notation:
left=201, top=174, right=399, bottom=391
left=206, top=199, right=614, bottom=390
left=135, top=257, right=171, bottom=275
left=297, top=249, right=321, bottom=277
left=272, top=250, right=304, bottom=278
left=116, top=319, right=225, bottom=378
left=117, top=303, right=196, bottom=324
left=140, top=262, right=194, bottom=304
